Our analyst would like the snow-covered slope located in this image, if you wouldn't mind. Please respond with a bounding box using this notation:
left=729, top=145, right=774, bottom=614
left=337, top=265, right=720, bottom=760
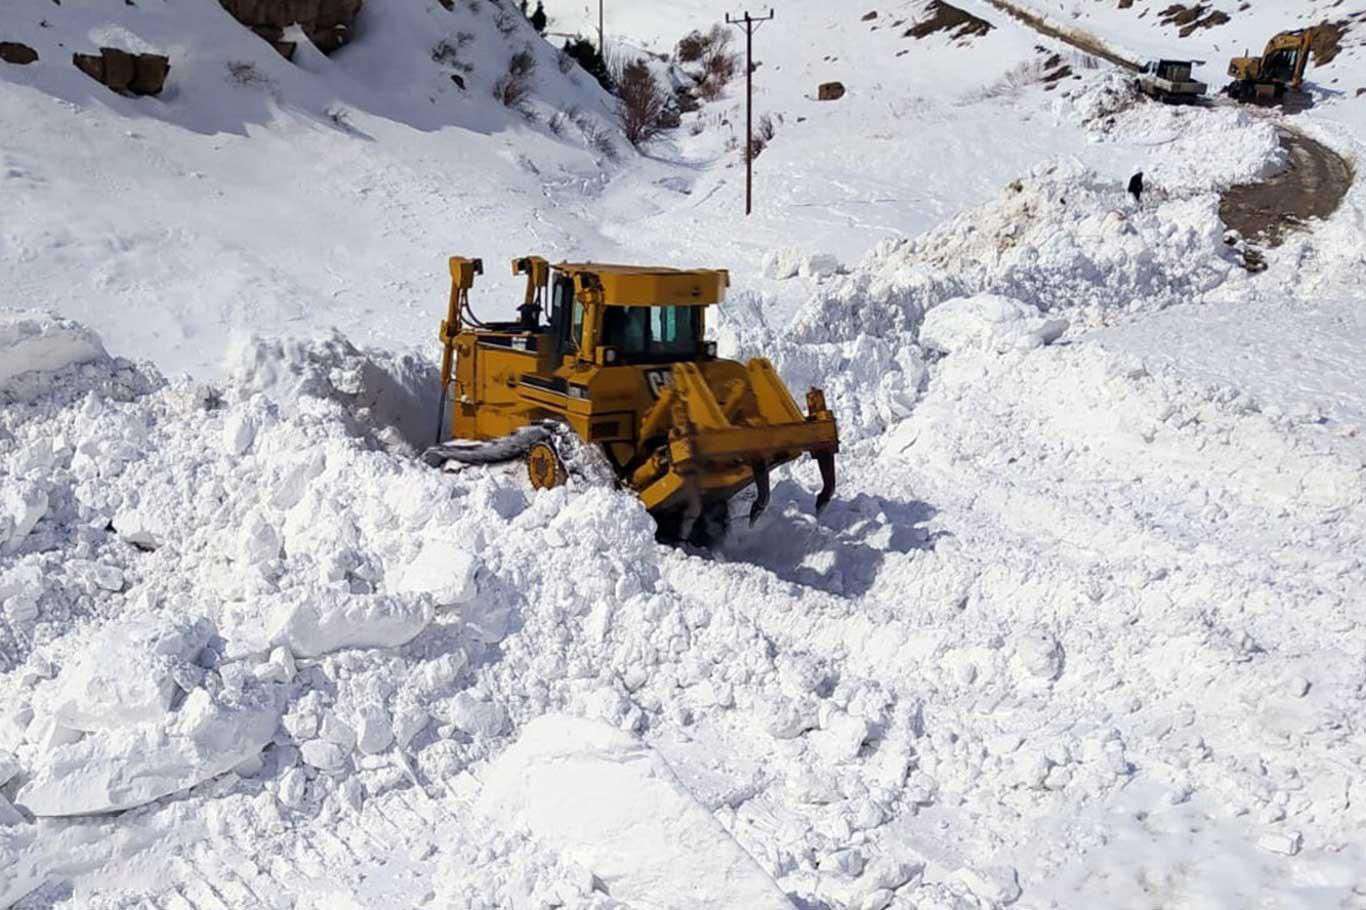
left=1, top=0, right=620, bottom=375
left=4, top=1, right=1366, bottom=908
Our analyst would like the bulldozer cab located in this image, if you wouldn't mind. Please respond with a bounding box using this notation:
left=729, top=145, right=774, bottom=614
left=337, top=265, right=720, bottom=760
left=544, top=263, right=727, bottom=368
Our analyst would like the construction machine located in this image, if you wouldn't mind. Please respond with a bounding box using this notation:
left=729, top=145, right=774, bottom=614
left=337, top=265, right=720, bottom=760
left=424, top=256, right=840, bottom=545
left=1136, top=59, right=1207, bottom=103
left=1226, top=28, right=1315, bottom=103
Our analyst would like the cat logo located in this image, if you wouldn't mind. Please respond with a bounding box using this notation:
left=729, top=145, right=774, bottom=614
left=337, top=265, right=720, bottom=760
left=644, top=368, right=672, bottom=399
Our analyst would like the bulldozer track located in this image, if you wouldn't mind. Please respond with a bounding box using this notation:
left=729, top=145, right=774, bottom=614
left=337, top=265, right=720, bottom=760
left=970, top=0, right=1356, bottom=249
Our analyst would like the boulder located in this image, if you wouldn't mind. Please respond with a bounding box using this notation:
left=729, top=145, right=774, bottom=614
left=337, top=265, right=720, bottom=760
left=219, top=0, right=364, bottom=58
left=72, top=49, right=170, bottom=96
left=818, top=81, right=846, bottom=101
left=0, top=42, right=38, bottom=66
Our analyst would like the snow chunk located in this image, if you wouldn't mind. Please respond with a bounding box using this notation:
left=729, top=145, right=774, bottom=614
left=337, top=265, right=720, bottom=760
left=479, top=715, right=793, bottom=910
left=0, top=311, right=107, bottom=389
left=920, top=294, right=1068, bottom=355
left=17, top=681, right=281, bottom=817
left=112, top=506, right=167, bottom=550
left=222, top=412, right=258, bottom=455
left=762, top=248, right=843, bottom=280
left=394, top=538, right=478, bottom=606
left=300, top=739, right=347, bottom=774
left=0, top=751, right=20, bottom=787
left=268, top=592, right=433, bottom=658
left=49, top=615, right=214, bottom=734
left=355, top=705, right=394, bottom=755
left=1, top=484, right=48, bottom=553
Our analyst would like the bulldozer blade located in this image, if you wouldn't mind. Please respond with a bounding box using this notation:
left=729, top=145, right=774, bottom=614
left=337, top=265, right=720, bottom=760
left=749, top=461, right=771, bottom=526
left=815, top=452, right=836, bottom=513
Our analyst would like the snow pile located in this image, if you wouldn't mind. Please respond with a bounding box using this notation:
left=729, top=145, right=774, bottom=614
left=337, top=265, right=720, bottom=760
left=478, top=714, right=793, bottom=909
left=1068, top=79, right=1288, bottom=194
left=0, top=311, right=107, bottom=393
left=224, top=332, right=440, bottom=453
left=718, top=154, right=1247, bottom=443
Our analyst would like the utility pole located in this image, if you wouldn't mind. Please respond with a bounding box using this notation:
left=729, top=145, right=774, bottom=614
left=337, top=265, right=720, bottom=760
left=726, top=9, right=773, bottom=216
left=598, top=0, right=605, bottom=55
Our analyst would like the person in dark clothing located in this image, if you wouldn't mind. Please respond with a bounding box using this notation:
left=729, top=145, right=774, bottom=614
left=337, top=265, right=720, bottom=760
left=1128, top=171, right=1144, bottom=206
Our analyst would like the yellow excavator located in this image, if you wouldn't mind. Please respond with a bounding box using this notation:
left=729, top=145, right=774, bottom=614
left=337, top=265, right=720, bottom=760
left=1226, top=28, right=1316, bottom=103
left=424, top=256, right=839, bottom=544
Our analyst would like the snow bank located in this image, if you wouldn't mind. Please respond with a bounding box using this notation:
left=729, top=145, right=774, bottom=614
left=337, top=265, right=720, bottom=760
left=478, top=714, right=793, bottom=910
left=0, top=311, right=107, bottom=389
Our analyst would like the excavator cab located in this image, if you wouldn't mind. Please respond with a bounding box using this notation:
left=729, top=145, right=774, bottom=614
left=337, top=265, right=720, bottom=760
left=427, top=255, right=839, bottom=545
left=1227, top=28, right=1315, bottom=102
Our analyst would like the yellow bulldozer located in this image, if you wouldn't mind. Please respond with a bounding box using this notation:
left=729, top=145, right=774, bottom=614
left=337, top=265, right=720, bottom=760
left=423, top=255, right=839, bottom=544
left=1226, top=28, right=1315, bottom=103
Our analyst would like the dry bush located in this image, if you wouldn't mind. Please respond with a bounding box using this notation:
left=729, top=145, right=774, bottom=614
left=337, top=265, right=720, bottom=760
left=677, top=30, right=707, bottom=63
left=696, top=29, right=738, bottom=101
left=749, top=112, right=775, bottom=159
left=227, top=61, right=271, bottom=87
left=548, top=110, right=567, bottom=135
left=494, top=49, right=536, bottom=108
left=494, top=9, right=518, bottom=35
left=616, top=59, right=669, bottom=146
left=557, top=46, right=575, bottom=74
left=509, top=48, right=536, bottom=77
left=432, top=32, right=476, bottom=72
left=572, top=109, right=618, bottom=160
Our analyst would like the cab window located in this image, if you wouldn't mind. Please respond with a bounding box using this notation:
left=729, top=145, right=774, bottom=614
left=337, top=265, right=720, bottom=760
left=602, top=306, right=701, bottom=362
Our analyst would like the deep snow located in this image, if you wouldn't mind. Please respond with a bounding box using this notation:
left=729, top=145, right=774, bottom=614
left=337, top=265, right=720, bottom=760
left=3, top=1, right=1366, bottom=908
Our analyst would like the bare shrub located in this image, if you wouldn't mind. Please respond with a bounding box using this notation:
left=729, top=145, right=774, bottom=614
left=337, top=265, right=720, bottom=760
left=615, top=58, right=668, bottom=147
left=749, top=112, right=775, bottom=158
left=557, top=47, right=574, bottom=73
left=432, top=32, right=476, bottom=72
left=493, top=47, right=537, bottom=108
left=509, top=48, right=536, bottom=78
left=573, top=111, right=617, bottom=161
left=695, top=29, right=738, bottom=101
left=227, top=61, right=271, bottom=87
left=548, top=110, right=567, bottom=135
left=494, top=9, right=518, bottom=35
left=677, top=30, right=707, bottom=63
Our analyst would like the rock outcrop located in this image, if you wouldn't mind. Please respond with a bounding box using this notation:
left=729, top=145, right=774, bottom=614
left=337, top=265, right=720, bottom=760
left=218, top=0, right=364, bottom=60
left=72, top=49, right=170, bottom=96
left=818, top=81, right=846, bottom=101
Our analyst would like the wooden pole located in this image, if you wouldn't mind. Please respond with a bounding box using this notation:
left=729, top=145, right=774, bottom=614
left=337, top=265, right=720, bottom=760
left=726, top=10, right=774, bottom=217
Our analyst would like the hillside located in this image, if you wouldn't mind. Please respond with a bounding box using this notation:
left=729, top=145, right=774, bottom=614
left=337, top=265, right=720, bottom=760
left=3, top=1, right=1366, bottom=909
